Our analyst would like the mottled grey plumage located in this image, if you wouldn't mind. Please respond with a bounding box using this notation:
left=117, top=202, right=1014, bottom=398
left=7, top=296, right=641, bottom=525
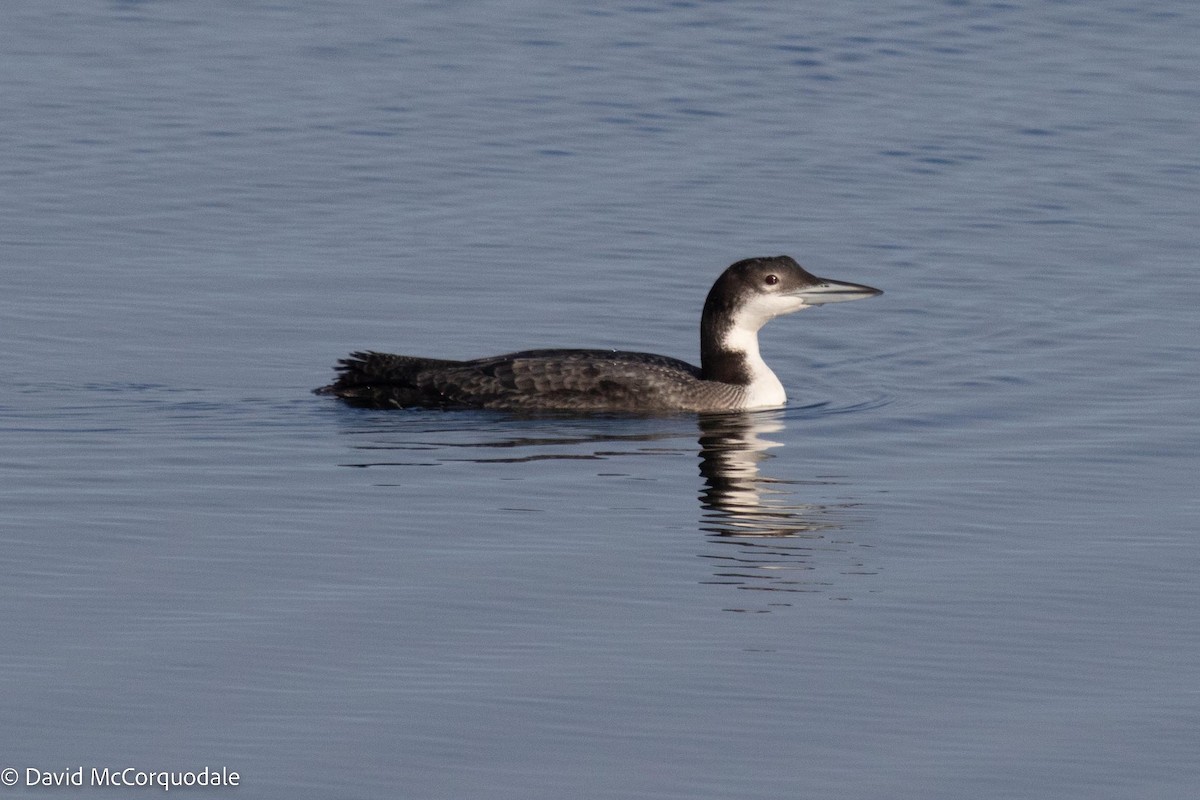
left=319, top=349, right=744, bottom=411
left=316, top=256, right=881, bottom=413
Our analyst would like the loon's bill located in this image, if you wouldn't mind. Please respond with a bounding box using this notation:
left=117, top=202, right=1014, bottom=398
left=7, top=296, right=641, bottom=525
left=316, top=255, right=881, bottom=413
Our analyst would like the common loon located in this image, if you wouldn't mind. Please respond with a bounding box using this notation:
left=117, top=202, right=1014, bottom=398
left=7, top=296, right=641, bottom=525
left=316, top=255, right=881, bottom=412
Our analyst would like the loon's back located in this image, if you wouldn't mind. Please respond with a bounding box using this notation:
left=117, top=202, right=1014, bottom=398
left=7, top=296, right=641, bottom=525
left=317, top=349, right=746, bottom=412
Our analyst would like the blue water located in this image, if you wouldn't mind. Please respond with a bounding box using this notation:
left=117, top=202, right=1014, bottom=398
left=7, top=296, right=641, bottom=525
left=3, top=2, right=1199, bottom=798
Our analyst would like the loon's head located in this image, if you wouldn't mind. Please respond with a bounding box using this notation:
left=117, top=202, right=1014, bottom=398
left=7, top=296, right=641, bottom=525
left=700, top=256, right=882, bottom=395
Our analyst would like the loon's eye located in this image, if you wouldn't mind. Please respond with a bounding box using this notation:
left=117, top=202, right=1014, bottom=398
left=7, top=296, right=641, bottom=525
left=764, top=274, right=779, bottom=286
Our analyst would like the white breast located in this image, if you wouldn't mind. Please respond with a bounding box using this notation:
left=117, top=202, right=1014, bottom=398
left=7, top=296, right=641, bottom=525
left=721, top=319, right=787, bottom=410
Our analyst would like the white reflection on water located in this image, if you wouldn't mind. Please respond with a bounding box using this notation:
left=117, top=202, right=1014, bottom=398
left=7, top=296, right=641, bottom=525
left=696, top=411, right=877, bottom=610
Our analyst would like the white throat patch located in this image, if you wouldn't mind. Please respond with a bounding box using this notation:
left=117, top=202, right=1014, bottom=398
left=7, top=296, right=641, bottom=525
left=716, top=291, right=814, bottom=409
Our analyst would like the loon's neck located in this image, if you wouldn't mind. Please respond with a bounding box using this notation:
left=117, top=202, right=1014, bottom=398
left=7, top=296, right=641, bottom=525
left=700, top=314, right=786, bottom=408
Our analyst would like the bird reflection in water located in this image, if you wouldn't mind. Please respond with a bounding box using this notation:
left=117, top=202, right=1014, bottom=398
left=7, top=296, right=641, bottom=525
left=696, top=411, right=875, bottom=610
left=334, top=408, right=876, bottom=609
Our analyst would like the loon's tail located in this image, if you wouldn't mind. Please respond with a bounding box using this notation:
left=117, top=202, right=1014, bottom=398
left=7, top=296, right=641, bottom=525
left=314, top=351, right=462, bottom=408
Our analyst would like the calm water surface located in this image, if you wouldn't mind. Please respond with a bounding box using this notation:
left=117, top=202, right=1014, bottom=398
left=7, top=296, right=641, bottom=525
left=3, top=2, right=1198, bottom=798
